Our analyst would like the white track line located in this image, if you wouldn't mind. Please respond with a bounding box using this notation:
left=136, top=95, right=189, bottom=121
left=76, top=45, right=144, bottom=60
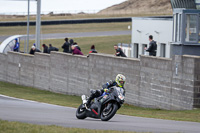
left=0, top=94, right=76, bottom=109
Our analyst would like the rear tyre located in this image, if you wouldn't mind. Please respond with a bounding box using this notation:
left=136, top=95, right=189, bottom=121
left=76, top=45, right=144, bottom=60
left=100, top=103, right=118, bottom=121
left=76, top=104, right=87, bottom=119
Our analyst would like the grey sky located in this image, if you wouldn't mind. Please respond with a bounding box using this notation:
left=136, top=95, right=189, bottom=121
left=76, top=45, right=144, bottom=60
left=0, top=0, right=127, bottom=15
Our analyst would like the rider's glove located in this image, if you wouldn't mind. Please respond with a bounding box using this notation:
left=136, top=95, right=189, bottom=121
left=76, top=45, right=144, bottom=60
left=104, top=88, right=109, bottom=93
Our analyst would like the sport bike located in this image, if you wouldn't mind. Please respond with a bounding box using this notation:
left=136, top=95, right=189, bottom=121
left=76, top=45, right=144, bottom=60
left=76, top=86, right=125, bottom=121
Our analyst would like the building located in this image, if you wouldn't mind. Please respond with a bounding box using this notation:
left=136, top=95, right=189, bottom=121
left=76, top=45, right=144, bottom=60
left=130, top=16, right=173, bottom=58
left=171, top=0, right=197, bottom=9
left=118, top=0, right=200, bottom=58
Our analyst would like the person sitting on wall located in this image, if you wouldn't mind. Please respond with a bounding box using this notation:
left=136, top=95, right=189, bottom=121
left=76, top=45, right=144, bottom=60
left=42, top=44, right=48, bottom=54
left=29, top=46, right=41, bottom=55
left=89, top=45, right=97, bottom=54
left=71, top=45, right=83, bottom=55
left=73, top=42, right=81, bottom=51
left=145, top=35, right=157, bottom=56
left=114, top=45, right=126, bottom=57
left=48, top=44, right=59, bottom=54
left=13, top=38, right=20, bottom=52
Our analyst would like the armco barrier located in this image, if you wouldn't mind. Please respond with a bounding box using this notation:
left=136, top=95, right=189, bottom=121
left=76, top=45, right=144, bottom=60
left=0, top=51, right=200, bottom=110
left=0, top=17, right=131, bottom=26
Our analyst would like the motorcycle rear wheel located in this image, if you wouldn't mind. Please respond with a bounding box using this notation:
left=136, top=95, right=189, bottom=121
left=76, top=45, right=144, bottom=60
left=76, top=104, right=87, bottom=119
left=100, top=103, right=118, bottom=121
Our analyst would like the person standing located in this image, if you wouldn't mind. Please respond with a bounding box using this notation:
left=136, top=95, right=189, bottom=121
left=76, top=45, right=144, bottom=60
left=13, top=38, right=19, bottom=52
left=71, top=45, right=83, bottom=55
left=42, top=44, right=48, bottom=53
left=62, top=38, right=70, bottom=53
left=146, top=35, right=157, bottom=56
left=69, top=39, right=74, bottom=53
left=114, top=45, right=126, bottom=57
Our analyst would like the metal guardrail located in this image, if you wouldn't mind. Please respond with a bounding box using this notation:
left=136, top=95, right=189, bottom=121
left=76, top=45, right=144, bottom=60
left=0, top=17, right=131, bottom=26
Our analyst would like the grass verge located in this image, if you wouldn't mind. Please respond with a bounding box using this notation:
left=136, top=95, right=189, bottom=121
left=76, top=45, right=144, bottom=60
left=0, top=81, right=200, bottom=123
left=0, top=119, right=145, bottom=133
left=0, top=22, right=131, bottom=36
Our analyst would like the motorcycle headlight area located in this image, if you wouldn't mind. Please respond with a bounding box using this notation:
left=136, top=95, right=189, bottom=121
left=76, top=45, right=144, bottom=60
left=118, top=93, right=124, bottom=100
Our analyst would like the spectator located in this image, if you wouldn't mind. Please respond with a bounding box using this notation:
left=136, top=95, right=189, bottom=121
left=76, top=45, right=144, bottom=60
left=73, top=42, right=81, bottom=51
left=89, top=45, right=97, bottom=54
left=69, top=39, right=74, bottom=53
left=114, top=45, right=126, bottom=57
left=145, top=35, right=157, bottom=56
left=42, top=44, right=48, bottom=53
left=71, top=45, right=83, bottom=55
left=13, top=38, right=19, bottom=52
left=29, top=46, right=41, bottom=55
left=62, top=38, right=70, bottom=53
left=69, top=39, right=74, bottom=45
left=48, top=44, right=59, bottom=54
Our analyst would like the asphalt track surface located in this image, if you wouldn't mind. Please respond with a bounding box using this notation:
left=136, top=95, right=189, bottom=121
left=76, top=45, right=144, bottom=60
left=0, top=95, right=200, bottom=133
left=0, top=30, right=131, bottom=42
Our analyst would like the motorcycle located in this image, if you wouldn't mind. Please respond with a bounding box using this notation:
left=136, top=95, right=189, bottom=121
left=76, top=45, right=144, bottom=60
left=76, top=86, right=125, bottom=121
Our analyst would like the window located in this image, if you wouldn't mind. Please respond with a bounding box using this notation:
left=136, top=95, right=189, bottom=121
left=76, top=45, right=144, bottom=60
left=134, top=43, right=139, bottom=58
left=173, top=14, right=177, bottom=41
left=199, top=15, right=200, bottom=43
left=160, top=43, right=166, bottom=57
left=185, top=14, right=198, bottom=42
left=178, top=14, right=182, bottom=41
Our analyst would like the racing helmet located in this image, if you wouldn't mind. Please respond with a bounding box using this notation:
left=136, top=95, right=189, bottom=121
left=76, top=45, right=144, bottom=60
left=115, top=74, right=126, bottom=87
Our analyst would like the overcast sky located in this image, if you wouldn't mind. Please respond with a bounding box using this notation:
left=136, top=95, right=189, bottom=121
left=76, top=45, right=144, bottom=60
left=0, top=0, right=127, bottom=15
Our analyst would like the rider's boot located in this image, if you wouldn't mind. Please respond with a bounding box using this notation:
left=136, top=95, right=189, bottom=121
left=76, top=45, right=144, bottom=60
left=85, top=94, right=95, bottom=108
left=85, top=89, right=101, bottom=108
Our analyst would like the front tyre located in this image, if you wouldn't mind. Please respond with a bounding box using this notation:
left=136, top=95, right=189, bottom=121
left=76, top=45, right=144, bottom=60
left=76, top=104, right=87, bottom=119
left=101, top=103, right=118, bottom=121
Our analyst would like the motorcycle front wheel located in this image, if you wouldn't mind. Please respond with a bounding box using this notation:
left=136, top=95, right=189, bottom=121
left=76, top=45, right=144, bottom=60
left=76, top=104, right=87, bottom=119
left=100, top=103, right=118, bottom=121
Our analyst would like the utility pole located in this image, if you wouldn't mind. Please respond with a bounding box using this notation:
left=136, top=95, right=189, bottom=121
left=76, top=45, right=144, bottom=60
left=26, top=0, right=30, bottom=53
left=35, top=0, right=41, bottom=49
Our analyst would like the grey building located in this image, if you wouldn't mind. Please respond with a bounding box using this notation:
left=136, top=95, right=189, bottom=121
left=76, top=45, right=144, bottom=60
left=171, top=0, right=200, bottom=9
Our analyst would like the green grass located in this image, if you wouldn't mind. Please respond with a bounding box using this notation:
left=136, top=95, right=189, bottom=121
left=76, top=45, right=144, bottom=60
left=0, top=22, right=131, bottom=36
left=0, top=120, right=146, bottom=133
left=0, top=81, right=200, bottom=123
left=22, top=35, right=131, bottom=55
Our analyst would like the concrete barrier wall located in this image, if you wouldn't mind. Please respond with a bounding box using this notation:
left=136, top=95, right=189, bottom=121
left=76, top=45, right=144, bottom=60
left=184, top=55, right=200, bottom=108
left=139, top=56, right=173, bottom=109
left=49, top=52, right=89, bottom=95
left=0, top=53, right=7, bottom=82
left=1, top=51, right=200, bottom=110
left=171, top=55, right=195, bottom=110
left=6, top=52, right=34, bottom=86
left=34, top=53, right=50, bottom=90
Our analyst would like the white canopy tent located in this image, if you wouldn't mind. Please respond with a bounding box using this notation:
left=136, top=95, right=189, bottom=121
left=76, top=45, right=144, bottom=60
left=0, top=35, right=26, bottom=54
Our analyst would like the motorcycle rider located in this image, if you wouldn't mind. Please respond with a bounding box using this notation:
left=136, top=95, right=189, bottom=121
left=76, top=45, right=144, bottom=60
left=85, top=74, right=126, bottom=107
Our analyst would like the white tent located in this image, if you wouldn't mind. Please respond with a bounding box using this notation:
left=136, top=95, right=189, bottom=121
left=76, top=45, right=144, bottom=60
left=0, top=35, right=26, bottom=54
